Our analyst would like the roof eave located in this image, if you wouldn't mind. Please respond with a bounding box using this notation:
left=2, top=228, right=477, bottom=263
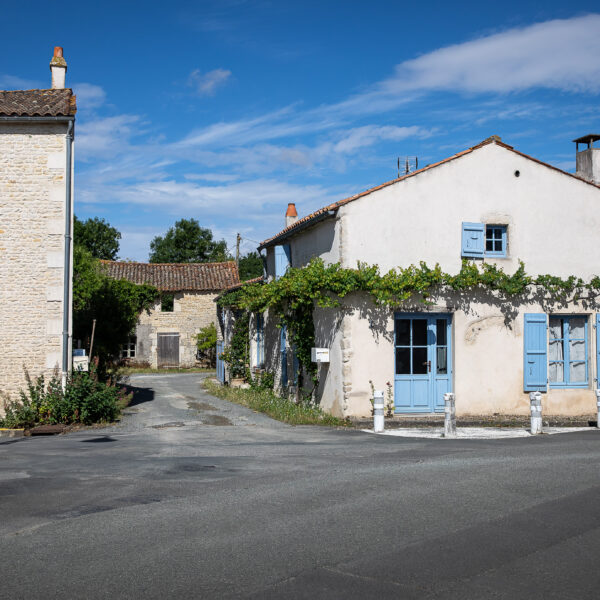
left=258, top=209, right=338, bottom=251
left=0, top=115, right=75, bottom=121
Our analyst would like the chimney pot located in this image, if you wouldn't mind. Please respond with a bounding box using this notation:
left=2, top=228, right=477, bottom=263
left=50, top=46, right=67, bottom=89
left=574, top=134, right=600, bottom=185
left=285, top=203, right=298, bottom=228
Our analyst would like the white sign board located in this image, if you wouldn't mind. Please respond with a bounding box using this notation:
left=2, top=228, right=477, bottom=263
left=311, top=348, right=330, bottom=363
left=73, top=356, right=89, bottom=372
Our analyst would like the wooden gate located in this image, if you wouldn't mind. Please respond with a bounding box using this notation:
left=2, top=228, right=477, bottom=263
left=157, top=333, right=179, bottom=368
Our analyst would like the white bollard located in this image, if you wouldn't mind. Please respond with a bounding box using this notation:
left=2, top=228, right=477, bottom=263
left=529, top=391, right=543, bottom=435
left=373, top=390, right=385, bottom=433
left=444, top=393, right=456, bottom=437
left=595, top=390, right=600, bottom=429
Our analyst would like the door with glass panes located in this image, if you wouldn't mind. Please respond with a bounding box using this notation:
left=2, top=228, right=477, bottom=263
left=394, top=314, right=452, bottom=413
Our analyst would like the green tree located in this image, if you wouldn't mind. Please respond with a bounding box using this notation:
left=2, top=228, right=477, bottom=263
left=149, top=218, right=229, bottom=263
left=238, top=251, right=264, bottom=281
left=195, top=323, right=218, bottom=367
left=73, top=246, right=158, bottom=367
left=74, top=216, right=121, bottom=260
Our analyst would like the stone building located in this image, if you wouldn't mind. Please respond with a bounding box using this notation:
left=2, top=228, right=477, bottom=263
left=255, top=136, right=600, bottom=419
left=102, top=261, right=239, bottom=368
left=0, top=47, right=76, bottom=400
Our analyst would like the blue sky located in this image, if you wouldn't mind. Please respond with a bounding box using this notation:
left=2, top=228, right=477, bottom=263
left=2, top=1, right=600, bottom=260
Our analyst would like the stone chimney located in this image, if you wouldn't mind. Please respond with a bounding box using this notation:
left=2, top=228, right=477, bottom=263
left=574, top=134, right=600, bottom=185
left=285, top=203, right=298, bottom=228
left=50, top=46, right=67, bottom=89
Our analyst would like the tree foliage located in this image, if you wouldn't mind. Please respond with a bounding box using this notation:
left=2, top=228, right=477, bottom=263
left=196, top=323, right=218, bottom=366
left=74, top=216, right=121, bottom=260
left=238, top=251, right=264, bottom=281
left=149, top=218, right=229, bottom=263
left=73, top=246, right=158, bottom=366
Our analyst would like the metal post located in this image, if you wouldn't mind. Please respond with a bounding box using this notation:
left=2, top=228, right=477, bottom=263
left=595, top=389, right=600, bottom=429
left=373, top=390, right=384, bottom=433
left=444, top=393, right=456, bottom=437
left=529, top=391, right=543, bottom=434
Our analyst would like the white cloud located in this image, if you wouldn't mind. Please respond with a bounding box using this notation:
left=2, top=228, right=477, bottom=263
left=76, top=115, right=142, bottom=161
left=188, top=68, right=232, bottom=96
left=72, top=83, right=106, bottom=109
left=393, top=15, right=600, bottom=93
left=83, top=178, right=334, bottom=215
left=329, top=14, right=600, bottom=118
left=0, top=74, right=41, bottom=89
left=333, top=125, right=433, bottom=154
left=184, top=172, right=239, bottom=182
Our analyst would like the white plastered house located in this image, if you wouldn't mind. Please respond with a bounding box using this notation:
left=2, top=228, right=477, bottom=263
left=252, top=136, right=600, bottom=419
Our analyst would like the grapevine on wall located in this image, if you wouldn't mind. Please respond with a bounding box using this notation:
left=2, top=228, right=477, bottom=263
left=218, top=258, right=600, bottom=400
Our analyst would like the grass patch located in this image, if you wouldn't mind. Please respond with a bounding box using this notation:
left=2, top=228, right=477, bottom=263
left=117, top=366, right=216, bottom=376
left=203, top=379, right=349, bottom=427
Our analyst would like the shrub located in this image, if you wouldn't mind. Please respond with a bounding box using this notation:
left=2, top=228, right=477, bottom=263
left=196, top=322, right=217, bottom=367
left=0, top=367, right=128, bottom=429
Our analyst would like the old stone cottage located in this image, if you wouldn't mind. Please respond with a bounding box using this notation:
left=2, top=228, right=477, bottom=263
left=103, top=261, right=239, bottom=368
left=0, top=47, right=76, bottom=399
left=252, top=135, right=600, bottom=419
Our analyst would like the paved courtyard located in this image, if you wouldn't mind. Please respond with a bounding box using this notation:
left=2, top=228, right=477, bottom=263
left=1, top=373, right=600, bottom=599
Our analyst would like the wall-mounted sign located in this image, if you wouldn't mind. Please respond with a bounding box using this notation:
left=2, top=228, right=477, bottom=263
left=311, top=348, right=330, bottom=363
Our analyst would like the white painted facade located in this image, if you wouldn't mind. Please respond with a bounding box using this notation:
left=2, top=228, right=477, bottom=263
left=259, top=138, right=600, bottom=418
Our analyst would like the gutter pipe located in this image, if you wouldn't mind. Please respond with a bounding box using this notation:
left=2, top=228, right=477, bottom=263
left=62, top=119, right=74, bottom=387
left=0, top=116, right=74, bottom=123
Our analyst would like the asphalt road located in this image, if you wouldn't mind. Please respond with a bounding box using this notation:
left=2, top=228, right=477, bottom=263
left=1, top=373, right=600, bottom=599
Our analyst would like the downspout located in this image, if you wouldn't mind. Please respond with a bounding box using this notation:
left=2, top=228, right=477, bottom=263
left=62, top=118, right=74, bottom=387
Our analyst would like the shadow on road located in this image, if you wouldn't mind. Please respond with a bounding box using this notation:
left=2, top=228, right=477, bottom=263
left=120, top=384, right=155, bottom=408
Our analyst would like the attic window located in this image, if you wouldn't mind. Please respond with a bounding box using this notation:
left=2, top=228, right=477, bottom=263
left=161, top=293, right=174, bottom=312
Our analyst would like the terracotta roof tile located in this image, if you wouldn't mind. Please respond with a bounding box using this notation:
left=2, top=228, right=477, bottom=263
left=101, top=261, right=240, bottom=292
left=0, top=89, right=77, bottom=117
left=259, top=137, right=600, bottom=249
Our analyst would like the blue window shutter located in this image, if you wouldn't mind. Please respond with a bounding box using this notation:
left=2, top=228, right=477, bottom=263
left=524, top=313, right=547, bottom=392
left=596, top=313, right=600, bottom=388
left=280, top=325, right=288, bottom=387
left=461, top=222, right=484, bottom=257
left=275, top=244, right=291, bottom=279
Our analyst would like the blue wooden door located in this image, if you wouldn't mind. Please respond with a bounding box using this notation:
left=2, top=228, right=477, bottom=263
left=394, top=314, right=452, bottom=413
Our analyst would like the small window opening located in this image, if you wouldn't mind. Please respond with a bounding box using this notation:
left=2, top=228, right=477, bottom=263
left=161, top=293, right=174, bottom=312
left=485, top=225, right=507, bottom=256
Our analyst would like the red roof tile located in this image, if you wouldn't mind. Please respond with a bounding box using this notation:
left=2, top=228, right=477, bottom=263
left=0, top=89, right=76, bottom=116
left=259, top=137, right=600, bottom=249
left=101, top=261, right=240, bottom=292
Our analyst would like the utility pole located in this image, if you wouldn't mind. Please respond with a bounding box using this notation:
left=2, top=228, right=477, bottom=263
left=235, top=233, right=241, bottom=266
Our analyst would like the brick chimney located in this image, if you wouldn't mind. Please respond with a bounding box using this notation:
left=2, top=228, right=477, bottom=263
left=285, top=203, right=298, bottom=228
left=50, top=47, right=67, bottom=89
left=574, top=134, right=600, bottom=184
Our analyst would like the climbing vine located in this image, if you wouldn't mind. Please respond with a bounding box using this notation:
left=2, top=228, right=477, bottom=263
left=219, top=311, right=249, bottom=379
left=218, top=258, right=600, bottom=398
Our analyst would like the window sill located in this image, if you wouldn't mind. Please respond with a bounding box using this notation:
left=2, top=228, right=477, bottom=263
left=549, top=383, right=589, bottom=389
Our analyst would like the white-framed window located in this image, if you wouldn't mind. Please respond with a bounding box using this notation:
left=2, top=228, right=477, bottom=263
left=120, top=336, right=137, bottom=359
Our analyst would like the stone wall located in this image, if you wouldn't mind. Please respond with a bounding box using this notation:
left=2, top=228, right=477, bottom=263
left=132, top=291, right=218, bottom=368
left=0, top=122, right=70, bottom=402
